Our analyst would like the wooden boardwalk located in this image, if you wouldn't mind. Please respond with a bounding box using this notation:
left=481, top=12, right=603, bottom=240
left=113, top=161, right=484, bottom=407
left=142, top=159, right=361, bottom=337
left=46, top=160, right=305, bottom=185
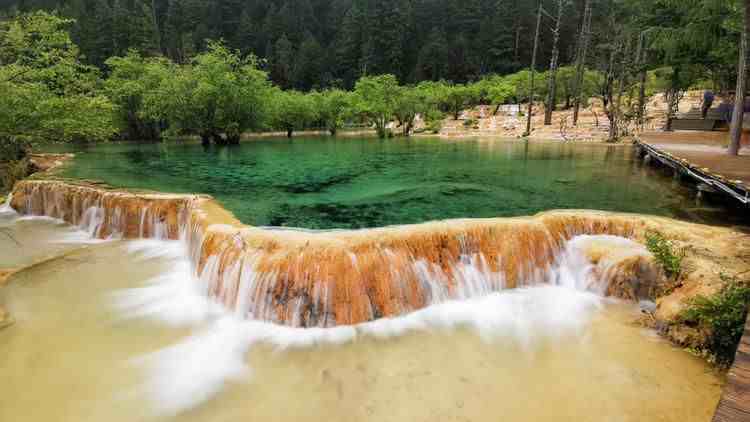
left=635, top=135, right=750, bottom=207
left=713, top=313, right=750, bottom=422
left=636, top=133, right=750, bottom=421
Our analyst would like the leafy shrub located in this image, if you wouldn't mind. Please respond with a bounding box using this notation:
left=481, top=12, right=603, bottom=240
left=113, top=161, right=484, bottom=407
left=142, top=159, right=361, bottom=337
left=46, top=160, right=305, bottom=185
left=424, top=109, right=444, bottom=133
left=645, top=231, right=684, bottom=277
left=680, top=277, right=750, bottom=366
left=463, top=118, right=478, bottom=128
left=1, top=159, right=29, bottom=192
left=0, top=137, right=29, bottom=163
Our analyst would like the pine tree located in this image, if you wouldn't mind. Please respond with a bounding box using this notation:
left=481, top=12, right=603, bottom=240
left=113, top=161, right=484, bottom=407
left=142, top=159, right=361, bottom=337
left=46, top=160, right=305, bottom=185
left=164, top=0, right=187, bottom=62
left=292, top=32, right=325, bottom=90
left=367, top=0, right=406, bottom=78
left=477, top=0, right=517, bottom=74
left=270, top=33, right=294, bottom=88
left=334, top=0, right=366, bottom=87
left=415, top=28, right=448, bottom=81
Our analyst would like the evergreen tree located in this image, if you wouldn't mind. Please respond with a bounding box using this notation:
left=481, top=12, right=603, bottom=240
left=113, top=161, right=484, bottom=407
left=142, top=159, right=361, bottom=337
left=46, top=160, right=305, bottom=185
left=270, top=33, right=294, bottom=88
left=334, top=0, right=366, bottom=87
left=292, top=32, right=325, bottom=90
left=366, top=0, right=405, bottom=78
left=415, top=28, right=448, bottom=81
left=164, top=0, right=187, bottom=62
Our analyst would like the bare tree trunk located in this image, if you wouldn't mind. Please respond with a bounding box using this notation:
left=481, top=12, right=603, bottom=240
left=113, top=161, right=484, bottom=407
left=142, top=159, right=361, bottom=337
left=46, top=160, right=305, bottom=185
left=665, top=67, right=683, bottom=132
left=636, top=31, right=648, bottom=131
left=524, top=0, right=543, bottom=137
left=151, top=0, right=163, bottom=54
left=572, top=0, right=592, bottom=126
left=729, top=0, right=749, bottom=156
left=609, top=35, right=631, bottom=142
left=545, top=0, right=565, bottom=126
left=606, top=41, right=620, bottom=142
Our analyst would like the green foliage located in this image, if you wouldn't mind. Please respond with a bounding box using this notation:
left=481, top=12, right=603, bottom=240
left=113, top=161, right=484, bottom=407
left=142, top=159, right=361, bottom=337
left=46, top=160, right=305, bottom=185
left=645, top=231, right=685, bottom=277
left=486, top=79, right=515, bottom=108
left=3, top=0, right=744, bottom=96
left=269, top=89, right=318, bottom=137
left=439, top=83, right=479, bottom=120
left=680, top=277, right=750, bottom=366
left=463, top=118, right=478, bottom=128
left=423, top=109, right=444, bottom=133
left=0, top=11, right=115, bottom=163
left=311, top=89, right=354, bottom=136
left=143, top=41, right=271, bottom=144
left=1, top=158, right=29, bottom=192
left=393, top=86, right=432, bottom=136
left=353, top=74, right=401, bottom=138
left=0, top=11, right=100, bottom=95
left=104, top=51, right=172, bottom=139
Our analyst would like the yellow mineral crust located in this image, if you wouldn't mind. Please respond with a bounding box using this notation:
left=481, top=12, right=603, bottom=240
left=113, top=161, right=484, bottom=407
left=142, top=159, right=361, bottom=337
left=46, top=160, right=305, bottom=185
left=9, top=180, right=750, bottom=329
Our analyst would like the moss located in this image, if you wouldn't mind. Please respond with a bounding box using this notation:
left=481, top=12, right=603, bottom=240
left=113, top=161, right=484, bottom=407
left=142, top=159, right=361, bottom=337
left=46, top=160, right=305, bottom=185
left=679, top=276, right=750, bottom=366
left=645, top=231, right=684, bottom=278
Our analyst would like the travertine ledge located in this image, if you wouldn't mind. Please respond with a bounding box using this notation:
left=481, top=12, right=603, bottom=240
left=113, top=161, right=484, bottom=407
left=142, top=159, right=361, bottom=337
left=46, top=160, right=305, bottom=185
left=8, top=179, right=750, bottom=333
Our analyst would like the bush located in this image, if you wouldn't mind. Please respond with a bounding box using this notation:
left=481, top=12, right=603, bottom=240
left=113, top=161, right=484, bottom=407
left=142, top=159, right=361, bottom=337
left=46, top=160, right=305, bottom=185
left=680, top=276, right=750, bottom=366
left=424, top=109, right=444, bottom=133
left=0, top=137, right=29, bottom=163
left=645, top=231, right=684, bottom=277
left=463, top=118, right=478, bottom=128
left=1, top=159, right=29, bottom=192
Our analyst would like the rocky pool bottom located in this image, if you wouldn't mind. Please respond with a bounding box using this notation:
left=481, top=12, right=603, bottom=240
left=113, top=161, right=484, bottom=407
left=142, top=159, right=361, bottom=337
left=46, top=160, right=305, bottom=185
left=48, top=138, right=750, bottom=229
left=0, top=212, right=725, bottom=422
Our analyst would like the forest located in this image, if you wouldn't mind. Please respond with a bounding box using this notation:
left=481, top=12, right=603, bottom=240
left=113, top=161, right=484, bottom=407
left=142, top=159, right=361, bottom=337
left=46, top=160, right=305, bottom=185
left=0, top=0, right=744, bottom=90
left=0, top=0, right=748, bottom=188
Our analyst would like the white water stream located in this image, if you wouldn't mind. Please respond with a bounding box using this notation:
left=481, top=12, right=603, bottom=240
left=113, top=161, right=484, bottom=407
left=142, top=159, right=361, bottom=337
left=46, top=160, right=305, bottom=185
left=0, top=208, right=723, bottom=422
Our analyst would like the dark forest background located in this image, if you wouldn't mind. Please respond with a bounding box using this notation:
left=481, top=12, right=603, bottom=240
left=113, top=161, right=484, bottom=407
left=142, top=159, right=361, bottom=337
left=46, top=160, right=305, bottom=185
left=0, top=0, right=608, bottom=89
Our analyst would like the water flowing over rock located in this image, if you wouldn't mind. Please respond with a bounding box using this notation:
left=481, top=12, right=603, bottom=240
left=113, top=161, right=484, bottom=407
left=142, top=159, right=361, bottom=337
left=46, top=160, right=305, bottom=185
left=9, top=180, right=750, bottom=329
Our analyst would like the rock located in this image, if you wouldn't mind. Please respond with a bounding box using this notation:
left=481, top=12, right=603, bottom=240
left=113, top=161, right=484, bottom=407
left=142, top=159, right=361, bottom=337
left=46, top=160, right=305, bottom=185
left=0, top=269, right=16, bottom=286
left=639, top=300, right=657, bottom=313
left=569, top=235, right=664, bottom=301
left=0, top=306, right=13, bottom=330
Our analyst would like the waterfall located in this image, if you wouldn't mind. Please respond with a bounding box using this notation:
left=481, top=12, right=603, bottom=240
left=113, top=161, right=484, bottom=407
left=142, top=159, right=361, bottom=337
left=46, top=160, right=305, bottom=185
left=0, top=193, right=14, bottom=216
left=9, top=179, right=657, bottom=328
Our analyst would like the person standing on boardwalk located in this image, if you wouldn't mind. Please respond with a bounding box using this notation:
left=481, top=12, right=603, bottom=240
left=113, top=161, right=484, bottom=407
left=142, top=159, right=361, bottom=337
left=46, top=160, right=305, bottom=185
left=701, top=90, right=715, bottom=119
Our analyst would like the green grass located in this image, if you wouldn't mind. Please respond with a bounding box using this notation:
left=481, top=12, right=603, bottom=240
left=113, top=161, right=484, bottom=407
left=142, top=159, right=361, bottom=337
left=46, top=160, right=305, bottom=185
left=645, top=231, right=684, bottom=278
left=680, top=275, right=750, bottom=366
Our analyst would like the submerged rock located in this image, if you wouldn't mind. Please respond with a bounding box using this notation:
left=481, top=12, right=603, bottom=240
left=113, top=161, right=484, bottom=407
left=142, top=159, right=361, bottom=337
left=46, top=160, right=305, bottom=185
left=566, top=235, right=663, bottom=301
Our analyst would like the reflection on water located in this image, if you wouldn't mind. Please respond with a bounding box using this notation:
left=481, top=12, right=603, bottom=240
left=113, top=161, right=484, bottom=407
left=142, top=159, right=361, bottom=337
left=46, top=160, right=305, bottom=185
left=0, top=214, right=723, bottom=422
left=50, top=138, right=746, bottom=228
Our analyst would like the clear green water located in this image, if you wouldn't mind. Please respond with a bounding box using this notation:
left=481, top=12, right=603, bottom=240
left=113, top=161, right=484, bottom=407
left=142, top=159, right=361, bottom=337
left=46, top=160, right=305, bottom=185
left=51, top=137, right=737, bottom=229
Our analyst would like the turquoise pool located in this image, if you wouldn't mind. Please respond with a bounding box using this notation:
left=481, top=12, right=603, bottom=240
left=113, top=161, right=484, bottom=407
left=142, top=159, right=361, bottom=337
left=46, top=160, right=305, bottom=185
left=50, top=137, right=735, bottom=229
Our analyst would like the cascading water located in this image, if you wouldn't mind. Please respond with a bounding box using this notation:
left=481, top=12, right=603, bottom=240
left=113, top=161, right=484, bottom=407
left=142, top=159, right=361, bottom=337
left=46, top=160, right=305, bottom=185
left=2, top=180, right=729, bottom=421
left=0, top=193, right=14, bottom=216
left=8, top=180, right=657, bottom=328
left=109, top=232, right=653, bottom=415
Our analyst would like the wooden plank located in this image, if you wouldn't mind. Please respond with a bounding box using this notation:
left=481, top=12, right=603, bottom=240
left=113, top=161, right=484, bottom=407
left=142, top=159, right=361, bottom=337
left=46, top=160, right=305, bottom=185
left=635, top=139, right=750, bottom=205
left=637, top=137, right=750, bottom=420
left=713, top=312, right=750, bottom=422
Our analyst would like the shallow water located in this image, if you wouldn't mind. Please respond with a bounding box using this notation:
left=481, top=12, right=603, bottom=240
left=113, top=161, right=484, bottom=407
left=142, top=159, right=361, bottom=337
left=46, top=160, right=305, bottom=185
left=48, top=137, right=741, bottom=229
left=0, top=217, right=723, bottom=422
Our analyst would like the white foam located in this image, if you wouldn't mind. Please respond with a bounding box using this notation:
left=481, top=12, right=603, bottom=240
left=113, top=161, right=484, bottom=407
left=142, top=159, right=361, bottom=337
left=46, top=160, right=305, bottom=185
left=0, top=193, right=16, bottom=216
left=115, top=234, right=615, bottom=416
left=132, top=285, right=602, bottom=416
left=9, top=209, right=642, bottom=416
left=112, top=240, right=226, bottom=326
